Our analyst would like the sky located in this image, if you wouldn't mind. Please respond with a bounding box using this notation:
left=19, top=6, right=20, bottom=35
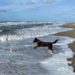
left=0, top=0, right=75, bottom=22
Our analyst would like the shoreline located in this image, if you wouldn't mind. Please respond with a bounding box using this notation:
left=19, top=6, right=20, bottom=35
left=56, top=23, right=75, bottom=52
left=55, top=23, right=75, bottom=72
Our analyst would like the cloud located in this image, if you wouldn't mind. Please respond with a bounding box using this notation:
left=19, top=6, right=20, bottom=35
left=0, top=0, right=62, bottom=6
left=0, top=0, right=63, bottom=12
left=1, top=0, right=75, bottom=22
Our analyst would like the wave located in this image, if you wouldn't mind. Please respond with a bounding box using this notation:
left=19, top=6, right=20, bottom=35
left=0, top=25, right=73, bottom=42
left=40, top=36, right=75, bottom=75
left=0, top=22, right=74, bottom=75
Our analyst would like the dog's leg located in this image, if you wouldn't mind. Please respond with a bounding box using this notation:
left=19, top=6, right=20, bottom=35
left=51, top=48, right=54, bottom=53
left=49, top=46, right=53, bottom=52
left=34, top=46, right=38, bottom=49
left=48, top=45, right=54, bottom=53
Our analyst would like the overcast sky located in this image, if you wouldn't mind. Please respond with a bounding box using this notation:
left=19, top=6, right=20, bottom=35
left=0, top=0, right=75, bottom=22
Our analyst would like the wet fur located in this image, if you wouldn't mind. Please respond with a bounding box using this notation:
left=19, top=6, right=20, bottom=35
left=33, top=37, right=58, bottom=52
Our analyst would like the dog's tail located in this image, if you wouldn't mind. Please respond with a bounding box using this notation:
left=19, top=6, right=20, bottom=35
left=52, top=39, right=59, bottom=44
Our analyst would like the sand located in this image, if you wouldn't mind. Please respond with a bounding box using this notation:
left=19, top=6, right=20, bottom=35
left=55, top=23, right=75, bottom=72
left=56, top=23, right=75, bottom=52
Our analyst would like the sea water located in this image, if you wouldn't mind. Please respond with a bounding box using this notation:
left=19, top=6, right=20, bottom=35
left=0, top=22, right=74, bottom=75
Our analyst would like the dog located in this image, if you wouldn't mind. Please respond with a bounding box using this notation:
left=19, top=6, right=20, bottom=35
left=33, top=37, right=59, bottom=53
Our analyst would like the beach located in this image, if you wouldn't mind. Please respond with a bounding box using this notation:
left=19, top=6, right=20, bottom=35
left=56, top=23, right=75, bottom=71
left=56, top=23, right=75, bottom=52
left=0, top=22, right=74, bottom=75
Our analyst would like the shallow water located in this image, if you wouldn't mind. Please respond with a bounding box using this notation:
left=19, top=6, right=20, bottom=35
left=0, top=22, right=74, bottom=75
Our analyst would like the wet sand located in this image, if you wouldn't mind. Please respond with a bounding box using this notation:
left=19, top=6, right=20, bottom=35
left=56, top=23, right=75, bottom=52
left=55, top=23, right=75, bottom=72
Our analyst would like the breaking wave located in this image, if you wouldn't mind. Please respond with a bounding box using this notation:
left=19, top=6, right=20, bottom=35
left=0, top=22, right=74, bottom=75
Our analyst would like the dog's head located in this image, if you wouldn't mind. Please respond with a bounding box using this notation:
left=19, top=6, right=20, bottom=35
left=33, top=37, right=38, bottom=43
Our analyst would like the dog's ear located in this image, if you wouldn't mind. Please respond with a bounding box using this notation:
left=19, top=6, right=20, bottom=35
left=33, top=37, right=37, bottom=43
left=35, top=37, right=37, bottom=39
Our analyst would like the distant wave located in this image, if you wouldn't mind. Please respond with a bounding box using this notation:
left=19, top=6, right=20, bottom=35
left=0, top=25, right=73, bottom=42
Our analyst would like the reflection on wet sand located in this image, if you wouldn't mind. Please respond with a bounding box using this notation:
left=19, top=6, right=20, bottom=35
left=56, top=23, right=75, bottom=73
left=68, top=54, right=75, bottom=72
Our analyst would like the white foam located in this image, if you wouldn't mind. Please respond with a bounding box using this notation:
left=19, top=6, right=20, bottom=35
left=0, top=25, right=73, bottom=42
left=0, top=22, right=74, bottom=75
left=40, top=37, right=75, bottom=75
left=41, top=54, right=74, bottom=75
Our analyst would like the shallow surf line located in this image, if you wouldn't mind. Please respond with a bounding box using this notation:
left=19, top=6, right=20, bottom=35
left=40, top=35, right=75, bottom=75
left=0, top=25, right=73, bottom=42
left=0, top=22, right=74, bottom=75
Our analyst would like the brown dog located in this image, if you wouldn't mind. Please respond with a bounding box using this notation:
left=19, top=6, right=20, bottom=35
left=33, top=37, right=59, bottom=52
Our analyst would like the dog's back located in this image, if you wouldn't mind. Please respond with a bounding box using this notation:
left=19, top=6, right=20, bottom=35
left=33, top=38, right=58, bottom=50
left=37, top=41, right=51, bottom=47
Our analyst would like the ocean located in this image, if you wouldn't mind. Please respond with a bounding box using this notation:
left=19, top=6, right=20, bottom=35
left=0, top=22, right=74, bottom=75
